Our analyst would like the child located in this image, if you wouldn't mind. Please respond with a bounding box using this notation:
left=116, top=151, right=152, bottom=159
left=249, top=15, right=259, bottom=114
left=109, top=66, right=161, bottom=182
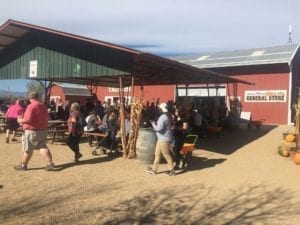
left=172, top=120, right=190, bottom=169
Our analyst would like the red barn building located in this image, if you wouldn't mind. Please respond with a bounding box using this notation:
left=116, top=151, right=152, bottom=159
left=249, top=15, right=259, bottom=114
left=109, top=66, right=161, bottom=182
left=175, top=44, right=300, bottom=125
left=49, top=44, right=299, bottom=125
left=92, top=45, right=300, bottom=125
left=48, top=82, right=92, bottom=105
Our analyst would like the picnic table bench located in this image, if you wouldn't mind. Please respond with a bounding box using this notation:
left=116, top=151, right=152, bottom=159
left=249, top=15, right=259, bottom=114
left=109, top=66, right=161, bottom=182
left=0, top=115, right=6, bottom=132
left=0, top=122, right=6, bottom=132
left=48, top=120, right=68, bottom=143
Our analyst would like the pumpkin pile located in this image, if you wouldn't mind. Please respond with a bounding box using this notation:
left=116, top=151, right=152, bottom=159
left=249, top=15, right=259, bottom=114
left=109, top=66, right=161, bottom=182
left=285, top=133, right=296, bottom=142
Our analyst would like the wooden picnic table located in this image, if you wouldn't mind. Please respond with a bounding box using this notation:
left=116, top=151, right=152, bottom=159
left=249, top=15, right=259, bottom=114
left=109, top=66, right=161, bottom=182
left=0, top=115, right=6, bottom=122
left=48, top=120, right=67, bottom=126
left=0, top=115, right=6, bottom=132
left=48, top=120, right=68, bottom=143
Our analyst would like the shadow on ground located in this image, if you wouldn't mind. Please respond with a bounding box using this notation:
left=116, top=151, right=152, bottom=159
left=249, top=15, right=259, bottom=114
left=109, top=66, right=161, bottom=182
left=175, top=157, right=226, bottom=175
left=0, top=181, right=123, bottom=225
left=1, top=183, right=298, bottom=225
left=26, top=155, right=119, bottom=172
left=96, top=184, right=299, bottom=225
left=53, top=156, right=115, bottom=171
left=197, top=124, right=277, bottom=155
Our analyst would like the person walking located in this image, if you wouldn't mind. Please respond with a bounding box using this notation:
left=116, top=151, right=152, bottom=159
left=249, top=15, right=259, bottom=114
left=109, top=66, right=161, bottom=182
left=5, top=99, right=25, bottom=143
left=14, top=92, right=54, bottom=171
left=67, top=102, right=84, bottom=162
left=172, top=120, right=190, bottom=169
left=145, top=102, right=175, bottom=176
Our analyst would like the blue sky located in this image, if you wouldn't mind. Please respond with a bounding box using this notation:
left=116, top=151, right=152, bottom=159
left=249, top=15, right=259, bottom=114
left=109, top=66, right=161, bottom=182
left=0, top=0, right=300, bottom=91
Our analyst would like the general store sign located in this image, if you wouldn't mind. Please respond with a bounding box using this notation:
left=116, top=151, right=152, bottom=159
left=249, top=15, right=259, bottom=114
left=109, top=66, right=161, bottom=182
left=245, top=90, right=287, bottom=102
left=178, top=87, right=226, bottom=96
left=109, top=87, right=131, bottom=92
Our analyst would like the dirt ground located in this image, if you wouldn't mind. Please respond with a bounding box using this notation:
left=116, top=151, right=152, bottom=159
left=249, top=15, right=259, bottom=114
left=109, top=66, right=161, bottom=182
left=1, top=124, right=300, bottom=225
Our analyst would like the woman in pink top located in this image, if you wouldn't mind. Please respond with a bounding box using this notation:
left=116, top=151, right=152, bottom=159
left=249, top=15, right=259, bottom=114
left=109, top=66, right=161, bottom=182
left=5, top=99, right=25, bottom=143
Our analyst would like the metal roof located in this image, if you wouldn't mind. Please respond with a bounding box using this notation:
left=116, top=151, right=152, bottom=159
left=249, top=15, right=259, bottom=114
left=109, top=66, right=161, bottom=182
left=0, top=19, right=252, bottom=86
left=52, top=82, right=92, bottom=96
left=173, top=44, right=299, bottom=69
left=52, top=82, right=89, bottom=89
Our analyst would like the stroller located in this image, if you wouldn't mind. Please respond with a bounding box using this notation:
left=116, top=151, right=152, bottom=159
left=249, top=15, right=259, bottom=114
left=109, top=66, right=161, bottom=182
left=90, top=128, right=121, bottom=156
left=91, top=114, right=120, bottom=157
left=179, top=134, right=198, bottom=167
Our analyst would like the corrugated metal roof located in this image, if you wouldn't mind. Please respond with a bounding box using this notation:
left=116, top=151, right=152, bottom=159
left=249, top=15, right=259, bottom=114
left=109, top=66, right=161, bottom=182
left=62, top=87, right=92, bottom=96
left=52, top=82, right=92, bottom=96
left=173, top=44, right=299, bottom=68
left=0, top=19, right=253, bottom=86
left=53, top=82, right=88, bottom=89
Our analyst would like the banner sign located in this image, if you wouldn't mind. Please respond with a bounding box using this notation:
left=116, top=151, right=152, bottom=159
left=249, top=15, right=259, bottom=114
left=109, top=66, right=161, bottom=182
left=178, top=87, right=226, bottom=97
left=29, top=60, right=38, bottom=77
left=109, top=87, right=131, bottom=92
left=245, top=90, right=287, bottom=102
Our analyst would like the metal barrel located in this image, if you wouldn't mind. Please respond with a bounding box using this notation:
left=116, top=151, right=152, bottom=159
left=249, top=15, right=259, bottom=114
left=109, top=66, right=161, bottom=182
left=136, top=128, right=157, bottom=164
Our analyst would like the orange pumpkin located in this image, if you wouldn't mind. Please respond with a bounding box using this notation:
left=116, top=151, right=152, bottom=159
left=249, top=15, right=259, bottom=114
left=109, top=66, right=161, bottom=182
left=294, top=152, right=300, bottom=165
left=285, top=134, right=295, bottom=142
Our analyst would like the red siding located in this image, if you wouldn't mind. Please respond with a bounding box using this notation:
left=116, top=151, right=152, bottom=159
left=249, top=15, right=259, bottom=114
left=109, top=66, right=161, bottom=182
left=92, top=85, right=174, bottom=103
left=48, top=85, right=65, bottom=102
left=50, top=72, right=290, bottom=125
left=48, top=85, right=90, bottom=105
left=228, top=73, right=290, bottom=124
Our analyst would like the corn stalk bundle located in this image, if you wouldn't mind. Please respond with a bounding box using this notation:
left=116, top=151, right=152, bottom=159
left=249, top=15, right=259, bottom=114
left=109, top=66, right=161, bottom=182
left=124, top=97, right=144, bottom=158
left=119, top=100, right=126, bottom=156
left=294, top=99, right=300, bottom=148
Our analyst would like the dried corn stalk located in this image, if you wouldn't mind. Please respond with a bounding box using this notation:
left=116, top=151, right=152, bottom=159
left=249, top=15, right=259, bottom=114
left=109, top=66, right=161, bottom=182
left=119, top=99, right=126, bottom=156
left=125, top=97, right=144, bottom=158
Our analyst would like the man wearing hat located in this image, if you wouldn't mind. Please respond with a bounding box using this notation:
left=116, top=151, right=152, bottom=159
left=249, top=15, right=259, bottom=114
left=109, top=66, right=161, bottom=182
left=145, top=102, right=175, bottom=176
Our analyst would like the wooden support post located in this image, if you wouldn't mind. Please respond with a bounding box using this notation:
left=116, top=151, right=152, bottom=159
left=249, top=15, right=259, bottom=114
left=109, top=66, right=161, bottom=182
left=44, top=80, right=53, bottom=105
left=131, top=76, right=135, bottom=99
left=185, top=84, right=188, bottom=96
left=119, top=76, right=127, bottom=158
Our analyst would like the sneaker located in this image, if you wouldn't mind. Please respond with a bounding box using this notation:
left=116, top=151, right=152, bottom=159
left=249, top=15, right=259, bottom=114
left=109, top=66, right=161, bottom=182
left=165, top=170, right=176, bottom=176
left=74, top=153, right=83, bottom=162
left=5, top=137, right=9, bottom=144
left=45, top=163, right=54, bottom=171
left=145, top=167, right=156, bottom=175
left=14, top=164, right=27, bottom=171
left=174, top=164, right=180, bottom=170
left=11, top=138, right=17, bottom=142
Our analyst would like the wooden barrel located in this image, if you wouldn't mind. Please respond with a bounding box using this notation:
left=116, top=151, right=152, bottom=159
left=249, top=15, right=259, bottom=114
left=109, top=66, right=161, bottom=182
left=136, top=128, right=157, bottom=164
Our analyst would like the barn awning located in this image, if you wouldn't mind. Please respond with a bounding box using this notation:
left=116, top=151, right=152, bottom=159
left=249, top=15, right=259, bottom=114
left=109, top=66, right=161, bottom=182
left=0, top=19, right=253, bottom=87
